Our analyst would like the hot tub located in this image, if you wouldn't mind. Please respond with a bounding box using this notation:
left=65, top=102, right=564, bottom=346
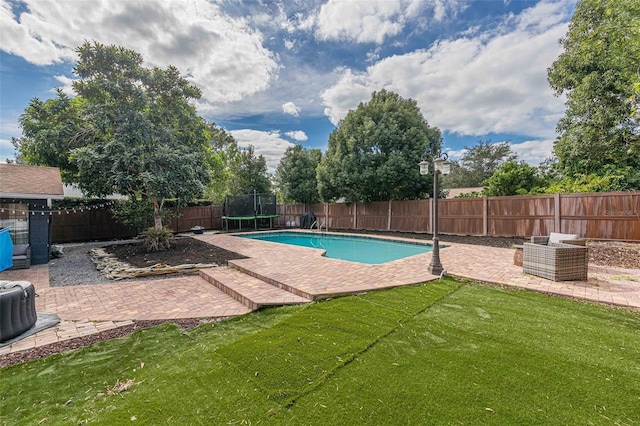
left=0, top=281, right=37, bottom=342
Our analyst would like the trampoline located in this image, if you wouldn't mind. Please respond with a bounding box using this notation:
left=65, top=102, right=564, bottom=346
left=222, top=192, right=279, bottom=231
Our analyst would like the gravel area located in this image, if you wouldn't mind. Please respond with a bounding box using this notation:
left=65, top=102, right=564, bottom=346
left=49, top=240, right=141, bottom=287
left=49, top=236, right=246, bottom=286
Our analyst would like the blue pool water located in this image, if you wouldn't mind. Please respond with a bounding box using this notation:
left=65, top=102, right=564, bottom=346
left=237, top=232, right=433, bottom=264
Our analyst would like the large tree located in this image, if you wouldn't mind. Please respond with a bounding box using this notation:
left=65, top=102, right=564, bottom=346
left=202, top=126, right=272, bottom=202
left=203, top=124, right=239, bottom=204
left=275, top=145, right=322, bottom=203
left=483, top=160, right=544, bottom=196
left=547, top=0, right=640, bottom=181
left=443, top=140, right=517, bottom=188
left=17, top=41, right=211, bottom=242
left=317, top=89, right=442, bottom=202
left=226, top=145, right=271, bottom=196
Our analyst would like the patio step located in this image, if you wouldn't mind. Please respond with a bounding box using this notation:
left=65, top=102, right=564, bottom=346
left=228, top=261, right=316, bottom=300
left=199, top=268, right=311, bottom=310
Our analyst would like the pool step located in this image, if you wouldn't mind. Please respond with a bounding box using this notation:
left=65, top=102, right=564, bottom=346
left=199, top=268, right=311, bottom=310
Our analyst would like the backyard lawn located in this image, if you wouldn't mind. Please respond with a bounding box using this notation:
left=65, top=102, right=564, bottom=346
left=2, top=277, right=639, bottom=425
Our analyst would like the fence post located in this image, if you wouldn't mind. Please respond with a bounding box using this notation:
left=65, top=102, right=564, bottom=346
left=354, top=203, right=357, bottom=229
left=554, top=193, right=561, bottom=233
left=325, top=203, right=329, bottom=231
left=387, top=199, right=392, bottom=231
left=483, top=197, right=488, bottom=236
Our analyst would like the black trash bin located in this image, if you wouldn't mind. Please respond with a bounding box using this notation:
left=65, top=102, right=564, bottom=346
left=300, top=212, right=317, bottom=229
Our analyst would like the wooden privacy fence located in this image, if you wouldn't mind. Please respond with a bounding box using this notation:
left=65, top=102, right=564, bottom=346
left=275, top=191, right=640, bottom=241
left=52, top=191, right=639, bottom=242
left=52, top=205, right=224, bottom=243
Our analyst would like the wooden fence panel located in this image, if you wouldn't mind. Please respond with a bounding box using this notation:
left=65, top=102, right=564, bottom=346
left=167, top=206, right=222, bottom=233
left=356, top=201, right=390, bottom=230
left=275, top=203, right=307, bottom=227
left=303, top=203, right=327, bottom=228
left=560, top=192, right=640, bottom=240
left=439, top=198, right=484, bottom=235
left=389, top=199, right=431, bottom=233
left=327, top=203, right=352, bottom=229
left=52, top=209, right=136, bottom=243
left=487, top=195, right=555, bottom=237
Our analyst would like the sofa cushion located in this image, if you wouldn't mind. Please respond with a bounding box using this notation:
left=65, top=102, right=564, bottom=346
left=12, top=244, right=29, bottom=256
left=548, top=232, right=578, bottom=245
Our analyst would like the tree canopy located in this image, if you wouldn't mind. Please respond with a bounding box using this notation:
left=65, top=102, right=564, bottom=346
left=547, top=0, right=640, bottom=182
left=275, top=145, right=322, bottom=203
left=17, top=90, right=88, bottom=183
left=225, top=145, right=272, bottom=197
left=443, top=140, right=516, bottom=189
left=317, top=89, right=442, bottom=202
left=17, top=41, right=212, bottom=238
left=483, top=161, right=544, bottom=196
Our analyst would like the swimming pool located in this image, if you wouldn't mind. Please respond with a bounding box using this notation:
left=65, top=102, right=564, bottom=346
left=237, top=232, right=433, bottom=264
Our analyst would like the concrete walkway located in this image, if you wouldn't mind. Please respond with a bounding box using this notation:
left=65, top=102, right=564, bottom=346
left=1, top=232, right=638, bottom=356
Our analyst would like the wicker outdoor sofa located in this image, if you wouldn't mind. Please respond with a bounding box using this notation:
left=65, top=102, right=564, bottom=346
left=522, top=233, right=588, bottom=281
left=10, top=244, right=31, bottom=269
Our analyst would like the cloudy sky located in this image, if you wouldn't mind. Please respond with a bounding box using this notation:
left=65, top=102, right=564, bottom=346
left=0, top=0, right=575, bottom=173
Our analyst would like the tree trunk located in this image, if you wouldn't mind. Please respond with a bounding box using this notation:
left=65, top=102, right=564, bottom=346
left=152, top=196, right=163, bottom=231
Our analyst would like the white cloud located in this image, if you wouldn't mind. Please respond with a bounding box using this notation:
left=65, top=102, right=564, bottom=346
left=366, top=47, right=381, bottom=63
left=0, top=1, right=77, bottom=65
left=229, top=129, right=295, bottom=174
left=313, top=0, right=462, bottom=44
left=52, top=75, right=76, bottom=96
left=511, top=139, right=555, bottom=165
left=284, top=131, right=308, bottom=141
left=0, top=0, right=279, bottom=106
left=282, top=101, right=301, bottom=116
left=200, top=59, right=339, bottom=121
left=322, top=68, right=373, bottom=124
left=444, top=148, right=468, bottom=162
left=321, top=0, right=571, bottom=139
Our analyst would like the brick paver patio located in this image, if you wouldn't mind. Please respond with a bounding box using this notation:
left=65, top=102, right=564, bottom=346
left=1, top=231, right=638, bottom=356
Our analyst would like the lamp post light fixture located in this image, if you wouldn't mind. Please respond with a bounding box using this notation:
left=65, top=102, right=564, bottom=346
left=420, top=151, right=451, bottom=275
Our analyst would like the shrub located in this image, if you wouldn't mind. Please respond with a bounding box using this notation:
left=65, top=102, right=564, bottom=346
left=140, top=226, right=174, bottom=252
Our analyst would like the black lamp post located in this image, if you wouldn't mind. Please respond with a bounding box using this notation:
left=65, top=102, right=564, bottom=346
left=419, top=151, right=451, bottom=275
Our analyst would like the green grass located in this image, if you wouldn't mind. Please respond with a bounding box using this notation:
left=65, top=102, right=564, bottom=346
left=2, top=278, right=639, bottom=425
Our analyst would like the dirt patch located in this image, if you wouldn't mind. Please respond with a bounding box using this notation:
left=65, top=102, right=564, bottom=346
left=104, top=236, right=247, bottom=268
left=588, top=241, right=640, bottom=269
left=0, top=319, right=210, bottom=368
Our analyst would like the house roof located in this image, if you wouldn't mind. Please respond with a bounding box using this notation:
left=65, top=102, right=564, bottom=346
left=0, top=164, right=64, bottom=200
